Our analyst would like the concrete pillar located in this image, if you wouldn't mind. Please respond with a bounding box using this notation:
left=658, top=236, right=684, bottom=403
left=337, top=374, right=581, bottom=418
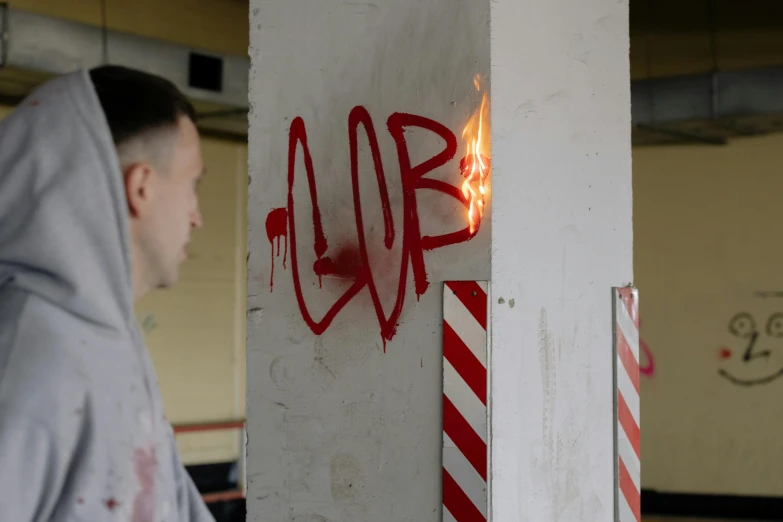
left=489, top=0, right=632, bottom=520
left=246, top=0, right=631, bottom=519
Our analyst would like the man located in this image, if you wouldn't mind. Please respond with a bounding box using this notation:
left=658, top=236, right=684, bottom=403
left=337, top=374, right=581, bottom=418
left=0, top=66, right=214, bottom=521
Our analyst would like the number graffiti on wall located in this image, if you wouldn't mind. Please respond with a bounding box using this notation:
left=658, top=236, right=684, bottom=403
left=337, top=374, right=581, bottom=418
left=265, top=107, right=486, bottom=349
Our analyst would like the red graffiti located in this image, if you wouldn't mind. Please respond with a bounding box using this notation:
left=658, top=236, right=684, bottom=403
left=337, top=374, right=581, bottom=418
left=719, top=347, right=732, bottom=360
left=640, top=335, right=655, bottom=377
left=267, top=106, right=483, bottom=348
left=638, top=318, right=655, bottom=377
left=313, top=244, right=363, bottom=283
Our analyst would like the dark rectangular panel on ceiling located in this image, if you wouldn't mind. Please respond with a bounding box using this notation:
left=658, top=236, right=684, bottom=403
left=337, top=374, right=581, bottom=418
left=189, top=52, right=224, bottom=93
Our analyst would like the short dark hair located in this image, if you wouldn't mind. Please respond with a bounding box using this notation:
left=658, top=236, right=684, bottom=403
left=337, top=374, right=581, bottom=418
left=89, top=65, right=197, bottom=149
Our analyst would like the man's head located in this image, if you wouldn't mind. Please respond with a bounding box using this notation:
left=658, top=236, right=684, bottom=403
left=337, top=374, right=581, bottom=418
left=90, top=66, right=204, bottom=300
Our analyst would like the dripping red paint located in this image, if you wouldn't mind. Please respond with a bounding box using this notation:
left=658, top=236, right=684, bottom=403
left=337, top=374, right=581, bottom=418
left=265, top=207, right=288, bottom=291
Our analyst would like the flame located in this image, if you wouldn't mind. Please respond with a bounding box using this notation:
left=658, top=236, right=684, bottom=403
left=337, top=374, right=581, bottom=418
left=461, top=74, right=491, bottom=235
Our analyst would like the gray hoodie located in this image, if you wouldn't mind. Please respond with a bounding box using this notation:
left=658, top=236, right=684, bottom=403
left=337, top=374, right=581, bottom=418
left=0, top=70, right=215, bottom=521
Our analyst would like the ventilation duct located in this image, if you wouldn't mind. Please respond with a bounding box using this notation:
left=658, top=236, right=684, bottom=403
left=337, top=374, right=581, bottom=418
left=4, top=5, right=782, bottom=146
left=632, top=66, right=783, bottom=146
left=0, top=4, right=248, bottom=139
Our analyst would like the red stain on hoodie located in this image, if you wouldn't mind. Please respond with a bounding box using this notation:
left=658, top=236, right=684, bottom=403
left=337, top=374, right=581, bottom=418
left=131, top=447, right=157, bottom=522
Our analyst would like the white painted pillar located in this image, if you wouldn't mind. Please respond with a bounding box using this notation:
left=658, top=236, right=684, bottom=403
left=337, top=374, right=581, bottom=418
left=489, top=1, right=632, bottom=521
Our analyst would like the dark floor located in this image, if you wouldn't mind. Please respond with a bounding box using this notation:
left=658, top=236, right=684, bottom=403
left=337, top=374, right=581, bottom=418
left=187, top=462, right=244, bottom=522
left=187, top=463, right=783, bottom=522
left=207, top=500, right=245, bottom=522
left=645, top=515, right=771, bottom=522
left=642, top=489, right=783, bottom=521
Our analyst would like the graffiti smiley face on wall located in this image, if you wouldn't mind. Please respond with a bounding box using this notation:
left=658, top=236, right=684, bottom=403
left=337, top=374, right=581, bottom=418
left=718, top=312, right=783, bottom=386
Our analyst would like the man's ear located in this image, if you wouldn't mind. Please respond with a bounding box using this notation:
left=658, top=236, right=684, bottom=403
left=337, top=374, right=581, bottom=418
left=123, top=162, right=155, bottom=218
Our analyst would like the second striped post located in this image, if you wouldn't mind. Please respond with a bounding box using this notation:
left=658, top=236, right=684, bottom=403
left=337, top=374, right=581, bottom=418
left=613, top=287, right=641, bottom=522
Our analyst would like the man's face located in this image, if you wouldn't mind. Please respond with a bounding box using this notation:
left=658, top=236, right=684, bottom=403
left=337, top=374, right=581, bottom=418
left=131, top=116, right=204, bottom=291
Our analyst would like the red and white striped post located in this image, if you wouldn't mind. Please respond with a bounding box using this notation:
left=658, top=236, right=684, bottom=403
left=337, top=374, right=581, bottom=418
left=442, top=281, right=488, bottom=522
left=613, top=287, right=640, bottom=522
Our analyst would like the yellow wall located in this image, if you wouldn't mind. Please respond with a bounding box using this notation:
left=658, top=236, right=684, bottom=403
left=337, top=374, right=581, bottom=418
left=626, top=3, right=783, bottom=494
left=635, top=134, right=783, bottom=496
left=7, top=0, right=249, bottom=56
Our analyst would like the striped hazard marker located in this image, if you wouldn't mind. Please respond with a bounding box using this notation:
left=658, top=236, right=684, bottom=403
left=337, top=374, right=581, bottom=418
left=613, top=287, right=641, bottom=522
left=442, top=281, right=488, bottom=522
